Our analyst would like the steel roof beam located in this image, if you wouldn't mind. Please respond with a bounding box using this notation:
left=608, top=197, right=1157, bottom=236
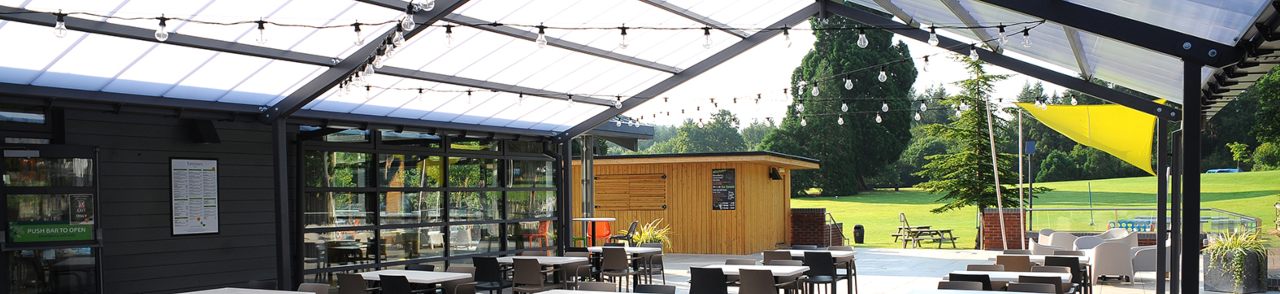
left=0, top=5, right=333, bottom=67
left=264, top=0, right=468, bottom=121
left=939, top=0, right=1003, bottom=53
left=826, top=2, right=1180, bottom=121
left=290, top=110, right=555, bottom=138
left=560, top=3, right=820, bottom=139
left=377, top=66, right=618, bottom=107
left=1063, top=27, right=1093, bottom=79
left=871, top=0, right=920, bottom=28
left=638, top=0, right=750, bottom=38
left=975, top=0, right=1240, bottom=67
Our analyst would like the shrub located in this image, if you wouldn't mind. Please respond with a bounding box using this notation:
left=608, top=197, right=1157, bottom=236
left=1253, top=142, right=1280, bottom=171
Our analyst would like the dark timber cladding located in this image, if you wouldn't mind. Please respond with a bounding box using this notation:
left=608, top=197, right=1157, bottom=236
left=61, top=110, right=279, bottom=292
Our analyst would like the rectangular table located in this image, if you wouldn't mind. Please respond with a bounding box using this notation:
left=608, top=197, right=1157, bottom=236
left=697, top=264, right=810, bottom=277
left=496, top=256, right=588, bottom=265
left=179, top=288, right=306, bottom=294
left=360, top=270, right=472, bottom=284
left=989, top=254, right=1091, bottom=264
left=907, top=289, right=1041, bottom=294
left=772, top=249, right=855, bottom=258
left=586, top=246, right=662, bottom=254
left=944, top=270, right=1070, bottom=284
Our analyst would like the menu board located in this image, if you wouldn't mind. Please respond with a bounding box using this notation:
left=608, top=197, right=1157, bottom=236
left=711, top=169, right=736, bottom=210
left=171, top=159, right=219, bottom=235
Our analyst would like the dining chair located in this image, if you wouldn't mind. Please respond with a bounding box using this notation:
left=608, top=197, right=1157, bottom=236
left=244, top=280, right=276, bottom=289
left=1004, top=249, right=1032, bottom=255
left=996, top=255, right=1033, bottom=272
left=406, top=263, right=435, bottom=271
left=766, top=260, right=803, bottom=266
left=633, top=284, right=677, bottom=294
left=1019, top=275, right=1065, bottom=294
left=296, top=283, right=329, bottom=294
left=689, top=267, right=730, bottom=294
left=473, top=257, right=512, bottom=294
left=378, top=275, right=414, bottom=294
left=576, top=282, right=617, bottom=291
left=763, top=251, right=794, bottom=264
left=966, top=264, right=1005, bottom=271
left=725, top=259, right=758, bottom=265
left=1054, top=250, right=1086, bottom=256
left=512, top=258, right=562, bottom=293
left=803, top=252, right=845, bottom=294
left=937, top=281, right=983, bottom=290
left=337, top=273, right=378, bottom=294
left=791, top=245, right=819, bottom=250
left=1044, top=256, right=1085, bottom=294
left=441, top=265, right=476, bottom=294
left=738, top=269, right=780, bottom=294
left=1008, top=282, right=1058, bottom=293
left=947, top=273, right=992, bottom=290
left=600, top=247, right=642, bottom=291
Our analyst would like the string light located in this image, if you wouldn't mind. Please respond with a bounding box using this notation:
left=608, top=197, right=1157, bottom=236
left=810, top=85, right=819, bottom=96
left=255, top=19, right=268, bottom=44
left=352, top=23, right=363, bottom=45
left=1071, top=96, right=1078, bottom=105
left=392, top=25, right=406, bottom=46
left=364, top=85, right=373, bottom=100
left=400, top=6, right=416, bottom=31
left=618, top=25, right=629, bottom=49
left=800, top=117, right=807, bottom=126
left=877, top=67, right=888, bottom=83
left=875, top=113, right=882, bottom=124
left=796, top=103, right=804, bottom=113
left=444, top=24, right=454, bottom=47
left=535, top=23, right=548, bottom=47
left=1021, top=28, right=1032, bottom=48
left=927, top=25, right=939, bottom=46
left=414, top=0, right=436, bottom=12
left=154, top=15, right=169, bottom=42
left=840, top=103, right=849, bottom=112
left=782, top=26, right=791, bottom=48
left=53, top=11, right=67, bottom=38
left=614, top=96, right=623, bottom=109
left=702, top=27, right=712, bottom=49
left=997, top=25, right=1007, bottom=47
left=881, top=102, right=889, bottom=112
left=517, top=93, right=524, bottom=105
left=914, top=112, right=922, bottom=121
left=837, top=116, right=845, bottom=125
left=919, top=102, right=928, bottom=112
left=856, top=28, right=868, bottom=48
left=362, top=62, right=376, bottom=76
left=921, top=56, right=929, bottom=72
left=416, top=88, right=424, bottom=101
left=969, top=44, right=980, bottom=60
left=844, top=78, right=853, bottom=90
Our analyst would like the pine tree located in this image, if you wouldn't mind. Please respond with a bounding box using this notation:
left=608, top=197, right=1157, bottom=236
left=914, top=57, right=1019, bottom=213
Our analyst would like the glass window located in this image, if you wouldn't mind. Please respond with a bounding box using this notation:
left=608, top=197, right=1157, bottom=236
left=507, top=221, right=555, bottom=251
left=449, top=138, right=499, bottom=152
left=449, top=224, right=501, bottom=255
left=507, top=141, right=544, bottom=154
left=304, top=151, right=369, bottom=187
left=379, top=227, right=445, bottom=262
left=306, top=230, right=375, bottom=268
left=379, top=192, right=442, bottom=224
left=7, top=248, right=97, bottom=293
left=507, top=191, right=556, bottom=219
left=3, top=158, right=92, bottom=187
left=6, top=194, right=95, bottom=243
left=378, top=154, right=442, bottom=188
left=511, top=160, right=553, bottom=188
left=0, top=106, right=45, bottom=124
left=448, top=157, right=498, bottom=188
left=302, top=192, right=370, bottom=228
left=380, top=130, right=441, bottom=149
left=324, top=129, right=370, bottom=143
left=448, top=192, right=500, bottom=222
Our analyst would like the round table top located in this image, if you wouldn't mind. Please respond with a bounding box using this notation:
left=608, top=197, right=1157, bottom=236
left=571, top=217, right=616, bottom=221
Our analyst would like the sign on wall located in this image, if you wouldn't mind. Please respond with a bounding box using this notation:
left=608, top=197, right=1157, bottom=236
left=711, top=169, right=736, bottom=210
left=171, top=158, right=219, bottom=235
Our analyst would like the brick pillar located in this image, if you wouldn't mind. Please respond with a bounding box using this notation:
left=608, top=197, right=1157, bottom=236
left=829, top=223, right=845, bottom=246
left=981, top=208, right=1027, bottom=250
left=791, top=208, right=831, bottom=246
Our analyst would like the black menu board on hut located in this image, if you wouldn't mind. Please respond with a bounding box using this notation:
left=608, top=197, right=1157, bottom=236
left=711, top=169, right=736, bottom=210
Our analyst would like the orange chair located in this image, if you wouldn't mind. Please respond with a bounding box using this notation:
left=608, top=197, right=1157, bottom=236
left=525, top=220, right=551, bottom=248
left=590, top=221, right=612, bottom=246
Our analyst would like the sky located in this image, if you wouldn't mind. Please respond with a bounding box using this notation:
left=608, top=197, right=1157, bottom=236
left=624, top=21, right=1068, bottom=127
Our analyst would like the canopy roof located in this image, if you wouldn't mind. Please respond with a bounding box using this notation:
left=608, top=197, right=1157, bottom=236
left=0, top=0, right=1276, bottom=138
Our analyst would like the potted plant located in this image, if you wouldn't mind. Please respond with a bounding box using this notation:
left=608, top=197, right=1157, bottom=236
left=630, top=219, right=673, bottom=248
left=1203, top=231, right=1268, bottom=293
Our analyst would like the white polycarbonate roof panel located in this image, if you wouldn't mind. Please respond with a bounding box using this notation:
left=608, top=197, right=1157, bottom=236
left=1067, top=0, right=1271, bottom=46
left=0, top=21, right=88, bottom=85
left=163, top=53, right=269, bottom=101
left=218, top=60, right=326, bottom=105
left=32, top=34, right=153, bottom=91
left=102, top=44, right=219, bottom=97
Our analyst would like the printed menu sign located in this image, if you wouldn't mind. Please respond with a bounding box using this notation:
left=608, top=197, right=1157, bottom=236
left=711, top=169, right=736, bottom=210
left=171, top=159, right=219, bottom=235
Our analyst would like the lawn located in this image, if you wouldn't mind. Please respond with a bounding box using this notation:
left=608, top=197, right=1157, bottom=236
left=791, top=170, right=1280, bottom=249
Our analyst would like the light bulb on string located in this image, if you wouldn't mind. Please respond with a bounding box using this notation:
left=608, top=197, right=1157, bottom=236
left=914, top=112, right=922, bottom=121
left=254, top=19, right=268, bottom=45
left=392, top=26, right=406, bottom=46
left=364, top=85, right=373, bottom=101
left=969, top=44, right=980, bottom=60
left=856, top=29, right=868, bottom=48
left=415, top=88, right=424, bottom=102
left=844, top=78, right=853, bottom=90
left=352, top=23, right=364, bottom=45
left=372, top=53, right=385, bottom=69
left=614, top=96, right=623, bottom=109
left=782, top=26, right=792, bottom=48
left=565, top=96, right=574, bottom=108
left=960, top=103, right=970, bottom=111
left=877, top=67, right=888, bottom=83
left=362, top=62, right=376, bottom=76
left=800, top=117, right=807, bottom=126
left=840, top=103, right=848, bottom=112
left=618, top=25, right=629, bottom=49
left=400, top=13, right=416, bottom=31
left=154, top=16, right=169, bottom=42
left=702, top=27, right=712, bottom=49
left=881, top=102, right=889, bottom=112
left=1021, top=28, right=1032, bottom=48
left=616, top=120, right=622, bottom=127
left=1071, top=96, right=1078, bottom=105
left=922, top=55, right=930, bottom=72
left=810, top=85, right=819, bottom=97
left=927, top=25, right=939, bottom=46
left=875, top=113, right=882, bottom=124
left=955, top=109, right=962, bottom=117
left=997, top=25, right=1007, bottom=47
left=444, top=25, right=454, bottom=47
left=465, top=90, right=473, bottom=105
left=837, top=116, right=845, bottom=125
left=53, top=11, right=67, bottom=38
left=796, top=103, right=804, bottom=113
left=535, top=24, right=548, bottom=48
left=414, top=0, right=436, bottom=11
left=516, top=93, right=524, bottom=105
left=919, top=102, right=928, bottom=112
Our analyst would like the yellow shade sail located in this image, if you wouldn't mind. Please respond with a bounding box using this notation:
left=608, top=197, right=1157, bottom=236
left=1016, top=101, right=1160, bottom=175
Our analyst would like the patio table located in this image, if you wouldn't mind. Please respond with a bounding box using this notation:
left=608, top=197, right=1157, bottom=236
left=179, top=288, right=306, bottom=294
left=944, top=270, right=1070, bottom=284
left=496, top=256, right=588, bottom=266
left=907, top=290, right=1041, bottom=294
left=359, top=269, right=472, bottom=285
left=696, top=264, right=810, bottom=277
left=772, top=249, right=855, bottom=258
left=987, top=254, right=1091, bottom=264
left=903, top=229, right=957, bottom=248
left=585, top=246, right=661, bottom=254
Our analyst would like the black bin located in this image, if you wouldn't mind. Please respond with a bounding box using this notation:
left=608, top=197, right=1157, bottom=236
left=853, top=224, right=865, bottom=244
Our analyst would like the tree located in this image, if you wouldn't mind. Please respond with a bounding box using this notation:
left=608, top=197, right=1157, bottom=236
left=1254, top=142, right=1280, bottom=171
left=1227, top=142, right=1251, bottom=170
left=740, top=120, right=776, bottom=151
left=641, top=110, right=747, bottom=154
left=914, top=57, right=1020, bottom=213
left=760, top=15, right=917, bottom=195
left=1249, top=68, right=1280, bottom=144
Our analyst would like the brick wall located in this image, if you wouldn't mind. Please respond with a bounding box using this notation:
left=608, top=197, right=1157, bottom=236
left=791, top=208, right=832, bottom=246
left=981, top=208, right=1027, bottom=250
left=829, top=223, right=845, bottom=246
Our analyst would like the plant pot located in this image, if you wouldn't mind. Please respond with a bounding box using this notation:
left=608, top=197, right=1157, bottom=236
left=1204, top=251, right=1268, bottom=293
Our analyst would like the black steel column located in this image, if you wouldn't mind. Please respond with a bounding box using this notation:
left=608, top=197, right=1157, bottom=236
left=1156, top=119, right=1169, bottom=294
left=271, top=120, right=295, bottom=289
left=555, top=138, right=574, bottom=253
left=1171, top=129, right=1184, bottom=294
left=1180, top=61, right=1202, bottom=294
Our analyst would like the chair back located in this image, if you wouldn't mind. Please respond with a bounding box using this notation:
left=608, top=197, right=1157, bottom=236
left=1047, top=232, right=1077, bottom=249
left=633, top=284, right=677, bottom=294
left=1044, top=256, right=1083, bottom=284
left=297, top=283, right=329, bottom=294
left=1030, top=241, right=1064, bottom=255
left=937, top=281, right=983, bottom=290
left=442, top=266, right=477, bottom=294
left=452, top=282, right=477, bottom=294
left=996, top=255, right=1033, bottom=272
left=577, top=282, right=617, bottom=291
left=763, top=251, right=794, bottom=263
left=803, top=252, right=836, bottom=277
left=625, top=220, right=640, bottom=236
left=1053, top=250, right=1085, bottom=256
left=472, top=257, right=503, bottom=283
left=766, top=260, right=803, bottom=266
left=601, top=247, right=631, bottom=271
left=1007, top=282, right=1057, bottom=293
left=689, top=267, right=729, bottom=294
left=1074, top=236, right=1105, bottom=250
left=591, top=221, right=612, bottom=239
left=1018, top=275, right=1063, bottom=294
left=1097, top=228, right=1127, bottom=239
left=1033, top=266, right=1071, bottom=274
left=791, top=245, right=818, bottom=249
left=1038, top=229, right=1055, bottom=238
left=406, top=263, right=435, bottom=271
left=244, top=280, right=275, bottom=289
left=725, top=258, right=757, bottom=265
left=512, top=258, right=545, bottom=286
left=738, top=269, right=778, bottom=294
left=966, top=264, right=1004, bottom=271
left=1091, top=241, right=1135, bottom=278
left=1003, top=249, right=1031, bottom=254
left=337, top=273, right=368, bottom=294
left=947, top=273, right=992, bottom=290
left=379, top=275, right=413, bottom=294
left=1131, top=247, right=1165, bottom=272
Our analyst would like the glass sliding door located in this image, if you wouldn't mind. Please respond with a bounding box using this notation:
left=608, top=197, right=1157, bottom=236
left=1, top=145, right=100, bottom=294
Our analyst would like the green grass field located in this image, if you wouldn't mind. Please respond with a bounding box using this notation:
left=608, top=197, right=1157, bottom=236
left=791, top=170, right=1280, bottom=249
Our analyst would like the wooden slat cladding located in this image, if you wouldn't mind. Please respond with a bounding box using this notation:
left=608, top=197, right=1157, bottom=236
left=594, top=173, right=666, bottom=211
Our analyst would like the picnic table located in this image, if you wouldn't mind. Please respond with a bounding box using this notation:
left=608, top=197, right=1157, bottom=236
left=902, top=229, right=957, bottom=248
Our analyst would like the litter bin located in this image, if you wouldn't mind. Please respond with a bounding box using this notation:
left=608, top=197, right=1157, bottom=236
left=853, top=224, right=865, bottom=244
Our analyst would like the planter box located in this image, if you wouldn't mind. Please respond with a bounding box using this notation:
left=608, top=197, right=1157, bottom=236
left=1204, top=251, right=1268, bottom=293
